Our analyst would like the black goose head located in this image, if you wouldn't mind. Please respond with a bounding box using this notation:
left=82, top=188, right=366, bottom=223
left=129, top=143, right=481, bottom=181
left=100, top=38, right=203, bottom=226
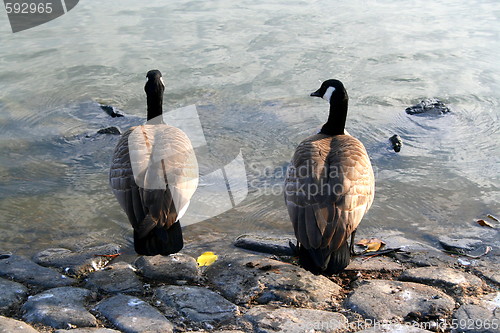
left=311, top=79, right=349, bottom=136
left=145, top=69, right=165, bottom=121
left=310, top=79, right=348, bottom=104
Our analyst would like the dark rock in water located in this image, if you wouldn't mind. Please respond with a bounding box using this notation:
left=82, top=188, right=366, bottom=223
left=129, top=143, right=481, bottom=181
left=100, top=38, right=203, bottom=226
left=405, top=98, right=451, bottom=115
left=0, top=277, right=28, bottom=314
left=242, top=306, right=347, bottom=333
left=389, top=134, right=402, bottom=152
left=0, top=254, right=75, bottom=288
left=99, top=104, right=125, bottom=118
left=32, top=244, right=121, bottom=278
left=94, top=294, right=174, bottom=333
left=0, top=316, right=39, bottom=333
left=97, top=126, right=122, bottom=135
left=233, top=233, right=295, bottom=256
left=22, top=287, right=97, bottom=329
left=85, top=261, right=143, bottom=294
left=154, top=285, right=239, bottom=324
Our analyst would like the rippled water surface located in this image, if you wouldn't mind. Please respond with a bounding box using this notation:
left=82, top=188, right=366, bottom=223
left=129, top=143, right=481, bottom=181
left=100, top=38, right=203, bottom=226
left=0, top=0, right=499, bottom=255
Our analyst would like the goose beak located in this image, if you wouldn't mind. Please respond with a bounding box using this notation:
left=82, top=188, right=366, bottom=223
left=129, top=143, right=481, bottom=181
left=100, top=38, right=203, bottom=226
left=310, top=90, right=322, bottom=97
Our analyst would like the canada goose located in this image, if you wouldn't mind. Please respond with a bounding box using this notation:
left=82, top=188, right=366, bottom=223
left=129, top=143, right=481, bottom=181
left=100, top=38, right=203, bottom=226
left=284, top=79, right=374, bottom=273
left=109, top=70, right=198, bottom=255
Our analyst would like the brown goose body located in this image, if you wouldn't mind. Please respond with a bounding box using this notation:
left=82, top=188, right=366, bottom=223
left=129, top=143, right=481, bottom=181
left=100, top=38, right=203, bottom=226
left=109, top=70, right=198, bottom=255
left=285, top=79, right=374, bottom=273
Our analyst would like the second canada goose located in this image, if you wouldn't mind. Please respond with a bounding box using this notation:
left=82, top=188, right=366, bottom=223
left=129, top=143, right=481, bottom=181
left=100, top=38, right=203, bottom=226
left=284, top=79, right=374, bottom=273
left=109, top=70, right=198, bottom=255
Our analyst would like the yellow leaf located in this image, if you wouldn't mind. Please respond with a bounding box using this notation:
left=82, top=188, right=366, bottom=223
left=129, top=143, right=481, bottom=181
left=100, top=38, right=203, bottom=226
left=356, top=238, right=386, bottom=252
left=197, top=251, right=218, bottom=266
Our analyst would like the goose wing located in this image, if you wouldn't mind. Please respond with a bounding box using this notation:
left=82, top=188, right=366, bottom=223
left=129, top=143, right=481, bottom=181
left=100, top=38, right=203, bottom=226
left=110, top=124, right=198, bottom=237
left=285, top=134, right=374, bottom=252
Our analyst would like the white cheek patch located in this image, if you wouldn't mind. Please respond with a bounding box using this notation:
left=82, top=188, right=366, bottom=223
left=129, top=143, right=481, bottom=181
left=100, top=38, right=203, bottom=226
left=160, top=77, right=165, bottom=87
left=322, top=86, right=335, bottom=102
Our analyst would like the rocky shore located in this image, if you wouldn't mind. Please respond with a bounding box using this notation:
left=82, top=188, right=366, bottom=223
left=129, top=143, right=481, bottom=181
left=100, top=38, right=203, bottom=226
left=0, top=233, right=498, bottom=333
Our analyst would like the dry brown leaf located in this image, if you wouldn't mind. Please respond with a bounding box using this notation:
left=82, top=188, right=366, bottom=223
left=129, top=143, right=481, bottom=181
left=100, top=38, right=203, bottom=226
left=477, top=219, right=494, bottom=228
left=356, top=238, right=386, bottom=252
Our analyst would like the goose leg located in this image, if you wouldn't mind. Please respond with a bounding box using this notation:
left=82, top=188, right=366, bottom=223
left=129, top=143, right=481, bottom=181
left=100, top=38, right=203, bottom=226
left=349, top=229, right=357, bottom=256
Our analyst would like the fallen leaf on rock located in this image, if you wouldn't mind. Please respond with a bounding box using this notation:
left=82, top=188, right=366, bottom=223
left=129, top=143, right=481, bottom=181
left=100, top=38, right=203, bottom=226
left=356, top=238, right=386, bottom=252
left=197, top=251, right=218, bottom=266
left=477, top=219, right=495, bottom=228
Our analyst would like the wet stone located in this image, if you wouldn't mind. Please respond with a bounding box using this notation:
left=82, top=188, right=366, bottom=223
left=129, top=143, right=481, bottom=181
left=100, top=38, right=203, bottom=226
left=0, top=315, right=39, bottom=333
left=345, top=256, right=404, bottom=272
left=155, top=285, right=238, bottom=324
left=405, top=98, right=450, bottom=115
left=356, top=324, right=434, bottom=333
left=0, top=254, right=75, bottom=288
left=438, top=236, right=485, bottom=255
left=134, top=253, right=200, bottom=284
left=22, top=287, right=96, bottom=329
left=33, top=244, right=121, bottom=277
left=85, top=261, right=143, bottom=294
left=94, top=294, right=173, bottom=333
left=0, top=277, right=28, bottom=314
left=453, top=303, right=500, bottom=333
left=345, top=279, right=455, bottom=321
left=242, top=306, right=347, bottom=333
left=55, top=329, right=121, bottom=333
left=391, top=250, right=458, bottom=267
left=399, top=266, right=484, bottom=294
left=205, top=256, right=342, bottom=309
left=233, top=233, right=295, bottom=256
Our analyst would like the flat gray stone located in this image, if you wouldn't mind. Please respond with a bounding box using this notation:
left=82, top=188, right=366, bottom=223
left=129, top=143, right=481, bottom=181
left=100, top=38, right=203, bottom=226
left=242, top=306, right=347, bottom=333
left=0, top=254, right=75, bottom=288
left=22, top=287, right=96, bottom=329
left=85, top=261, right=143, bottom=294
left=399, top=267, right=484, bottom=294
left=438, top=236, right=484, bottom=254
left=205, top=256, right=342, bottom=309
left=392, top=250, right=458, bottom=267
left=345, top=256, right=404, bottom=272
left=33, top=244, right=121, bottom=277
left=94, top=294, right=173, bottom=333
left=356, top=324, right=434, bottom=332
left=155, top=285, right=238, bottom=324
left=234, top=233, right=295, bottom=256
left=55, top=329, right=121, bottom=333
left=345, top=280, right=455, bottom=321
left=474, top=262, right=500, bottom=285
left=134, top=254, right=200, bottom=283
left=0, top=277, right=28, bottom=314
left=0, top=315, right=39, bottom=333
left=453, top=303, right=500, bottom=333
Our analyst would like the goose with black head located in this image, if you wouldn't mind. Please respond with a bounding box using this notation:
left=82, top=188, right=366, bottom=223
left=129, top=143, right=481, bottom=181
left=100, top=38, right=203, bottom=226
left=285, top=79, right=374, bottom=273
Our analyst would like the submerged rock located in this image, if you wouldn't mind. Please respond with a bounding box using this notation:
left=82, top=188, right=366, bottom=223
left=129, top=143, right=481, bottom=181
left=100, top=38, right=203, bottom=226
left=233, top=233, right=295, bottom=256
left=22, top=287, right=97, bottom=329
left=97, top=126, right=121, bottom=135
left=0, top=254, right=75, bottom=288
left=345, top=279, right=455, bottom=321
left=99, top=104, right=125, bottom=118
left=0, top=277, right=28, bottom=314
left=32, top=244, right=121, bottom=277
left=242, top=306, right=347, bottom=333
left=405, top=98, right=450, bottom=115
left=155, top=285, right=238, bottom=324
left=94, top=294, right=173, bottom=333
left=205, top=256, right=342, bottom=309
left=389, top=134, right=403, bottom=152
left=134, top=254, right=200, bottom=284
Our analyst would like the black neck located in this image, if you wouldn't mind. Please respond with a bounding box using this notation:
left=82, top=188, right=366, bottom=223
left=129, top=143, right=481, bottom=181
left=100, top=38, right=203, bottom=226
left=319, top=98, right=348, bottom=136
left=146, top=93, right=163, bottom=121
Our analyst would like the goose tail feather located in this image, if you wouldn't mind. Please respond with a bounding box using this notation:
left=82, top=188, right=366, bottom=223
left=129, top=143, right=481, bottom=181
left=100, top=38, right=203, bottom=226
left=133, top=221, right=183, bottom=255
left=325, top=241, right=350, bottom=274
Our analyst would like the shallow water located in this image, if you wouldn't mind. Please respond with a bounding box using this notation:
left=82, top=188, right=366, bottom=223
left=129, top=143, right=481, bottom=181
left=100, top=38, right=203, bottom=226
left=0, top=0, right=499, bottom=256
